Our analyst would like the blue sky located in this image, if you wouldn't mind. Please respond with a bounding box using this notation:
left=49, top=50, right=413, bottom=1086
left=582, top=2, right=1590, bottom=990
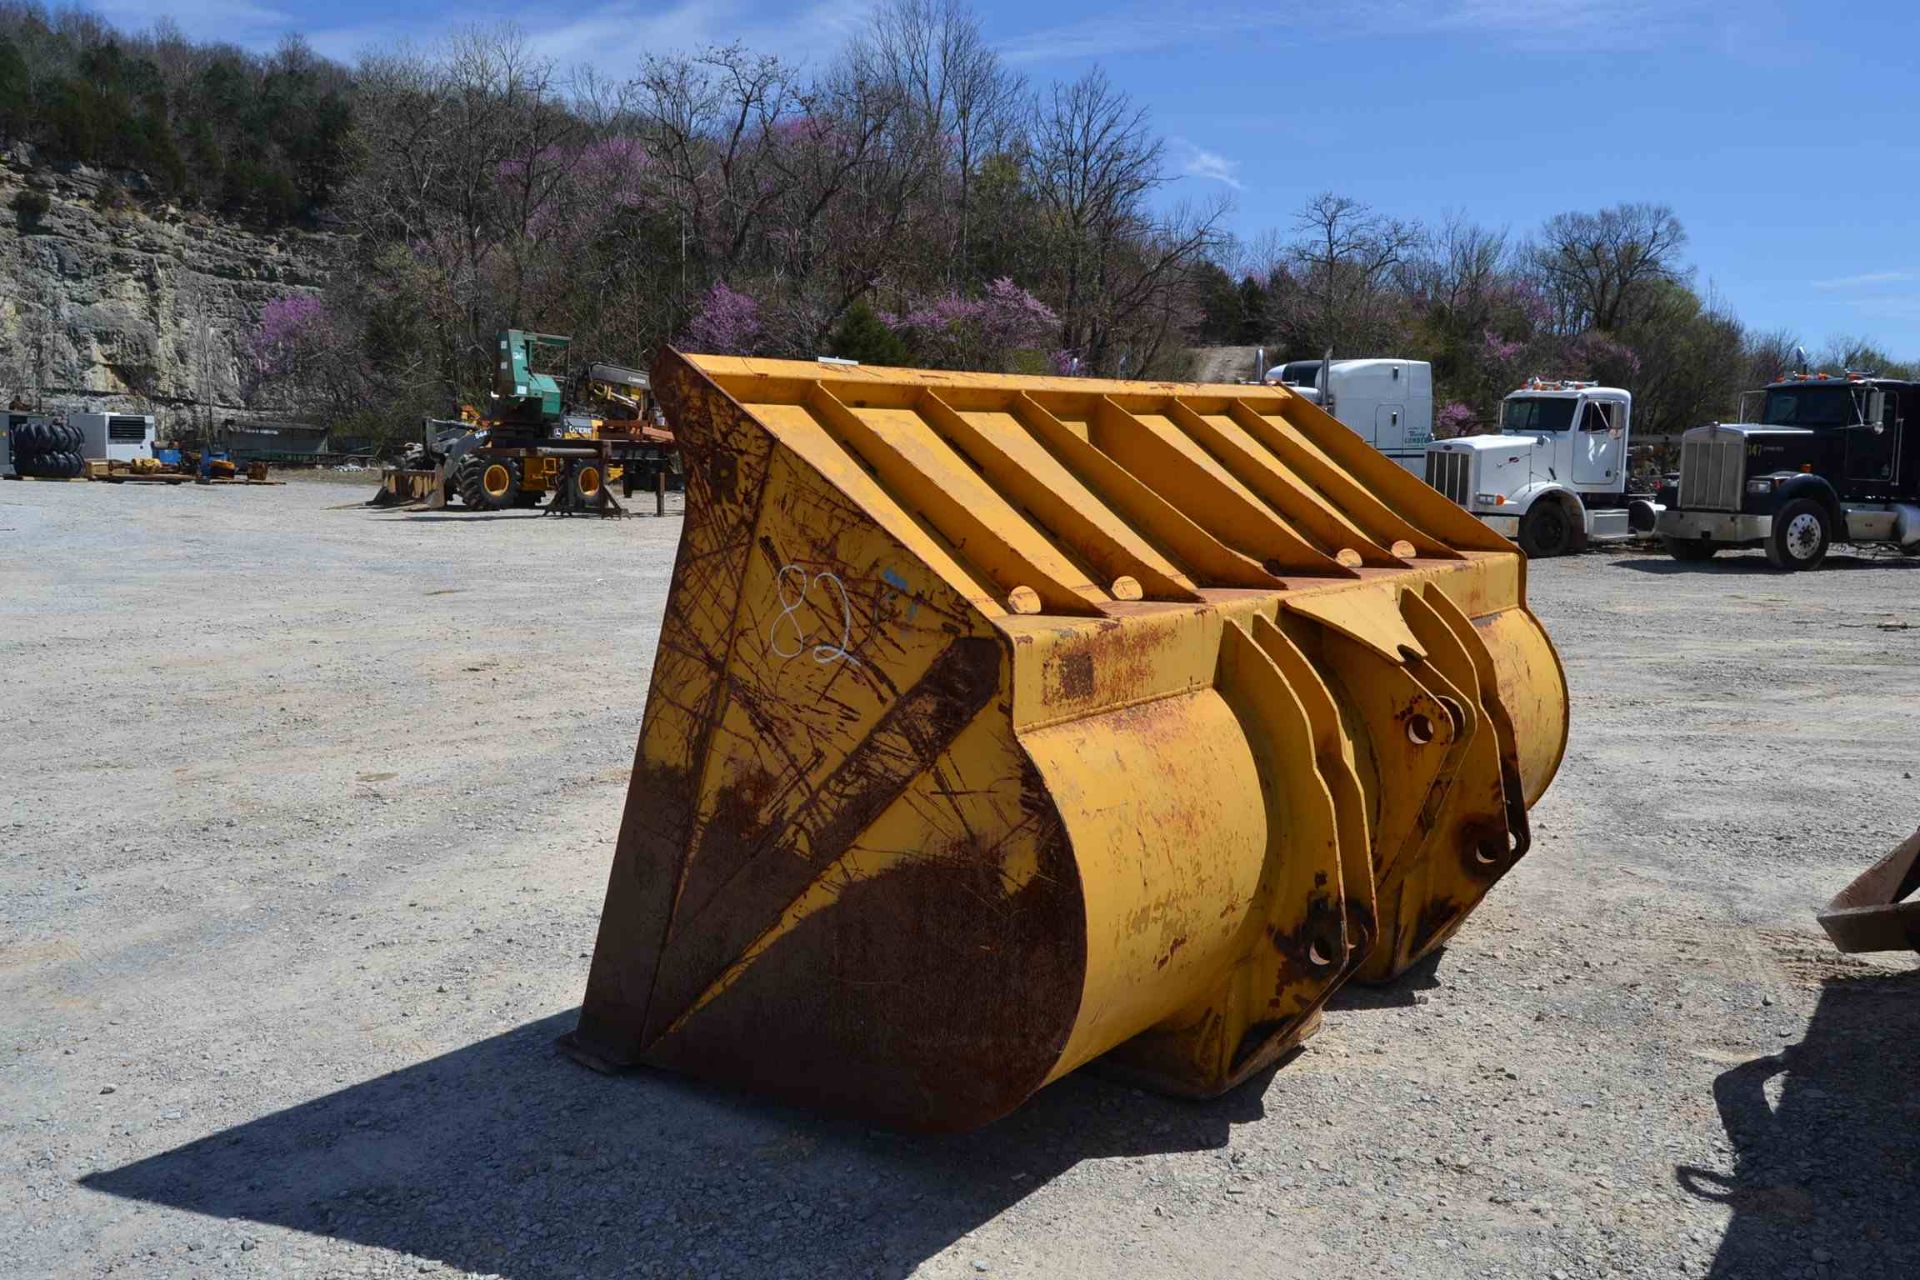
left=110, top=0, right=1920, bottom=357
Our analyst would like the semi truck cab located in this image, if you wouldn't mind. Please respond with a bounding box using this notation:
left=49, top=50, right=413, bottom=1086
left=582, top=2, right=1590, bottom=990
left=1423, top=381, right=1634, bottom=558
left=1266, top=358, right=1434, bottom=473
left=1653, top=372, right=1920, bottom=570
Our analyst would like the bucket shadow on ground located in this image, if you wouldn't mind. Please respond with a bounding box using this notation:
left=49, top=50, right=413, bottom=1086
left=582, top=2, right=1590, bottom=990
left=1324, top=950, right=1446, bottom=1011
left=84, top=1010, right=1274, bottom=1280
left=1676, top=969, right=1920, bottom=1276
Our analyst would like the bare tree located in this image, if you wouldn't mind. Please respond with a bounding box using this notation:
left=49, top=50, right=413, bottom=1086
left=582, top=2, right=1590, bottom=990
left=348, top=27, right=590, bottom=402
left=1289, top=192, right=1421, bottom=355
left=1742, top=328, right=1802, bottom=386
left=860, top=0, right=1023, bottom=282
left=1026, top=68, right=1222, bottom=373
left=1029, top=67, right=1159, bottom=358
left=1406, top=214, right=1508, bottom=323
left=1817, top=335, right=1917, bottom=379
left=628, top=45, right=798, bottom=293
left=1530, top=202, right=1688, bottom=333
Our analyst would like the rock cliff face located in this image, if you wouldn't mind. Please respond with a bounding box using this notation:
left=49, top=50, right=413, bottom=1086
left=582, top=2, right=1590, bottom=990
left=0, top=152, right=334, bottom=431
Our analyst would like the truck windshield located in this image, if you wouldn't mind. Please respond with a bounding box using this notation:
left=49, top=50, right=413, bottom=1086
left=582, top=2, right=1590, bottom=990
left=1501, top=397, right=1577, bottom=433
left=1760, top=386, right=1859, bottom=428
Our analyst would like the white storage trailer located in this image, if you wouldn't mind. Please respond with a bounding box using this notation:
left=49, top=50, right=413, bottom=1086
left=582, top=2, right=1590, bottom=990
left=1266, top=358, right=1433, bottom=472
left=71, top=411, right=155, bottom=463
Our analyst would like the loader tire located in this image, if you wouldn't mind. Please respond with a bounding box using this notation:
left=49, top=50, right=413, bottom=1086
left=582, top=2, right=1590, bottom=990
left=18, top=449, right=85, bottom=479
left=17, top=423, right=80, bottom=453
left=568, top=462, right=605, bottom=509
left=455, top=455, right=519, bottom=511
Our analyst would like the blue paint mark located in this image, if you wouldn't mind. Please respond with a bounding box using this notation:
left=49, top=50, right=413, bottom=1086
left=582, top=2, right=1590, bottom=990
left=881, top=566, right=920, bottom=622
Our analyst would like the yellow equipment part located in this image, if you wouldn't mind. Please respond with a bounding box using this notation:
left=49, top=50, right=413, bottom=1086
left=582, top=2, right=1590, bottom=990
left=371, top=467, right=435, bottom=506
left=522, top=455, right=562, bottom=493
left=480, top=461, right=515, bottom=501
left=570, top=352, right=1570, bottom=1132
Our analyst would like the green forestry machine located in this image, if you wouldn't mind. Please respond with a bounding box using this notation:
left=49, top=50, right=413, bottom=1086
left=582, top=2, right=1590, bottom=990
left=373, top=329, right=678, bottom=513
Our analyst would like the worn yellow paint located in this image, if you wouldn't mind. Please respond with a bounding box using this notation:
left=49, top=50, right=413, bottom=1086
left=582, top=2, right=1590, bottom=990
left=571, top=352, right=1571, bottom=1128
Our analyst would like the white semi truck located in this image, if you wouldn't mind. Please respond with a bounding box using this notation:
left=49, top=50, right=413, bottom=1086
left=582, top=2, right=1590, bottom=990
left=1422, top=379, right=1635, bottom=558
left=1265, top=358, right=1433, bottom=473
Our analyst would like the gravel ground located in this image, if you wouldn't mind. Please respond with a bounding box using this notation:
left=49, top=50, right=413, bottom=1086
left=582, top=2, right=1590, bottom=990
left=2, top=475, right=1917, bottom=1280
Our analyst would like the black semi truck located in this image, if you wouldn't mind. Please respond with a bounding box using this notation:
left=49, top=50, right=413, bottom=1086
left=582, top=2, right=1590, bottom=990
left=1643, top=372, right=1920, bottom=570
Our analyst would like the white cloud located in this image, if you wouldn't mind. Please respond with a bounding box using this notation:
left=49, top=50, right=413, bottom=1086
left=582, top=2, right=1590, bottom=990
left=1383, top=0, right=1714, bottom=44
left=998, top=16, right=1190, bottom=64
left=136, top=0, right=873, bottom=72
left=517, top=0, right=873, bottom=72
left=1812, top=270, right=1919, bottom=292
left=93, top=0, right=300, bottom=47
left=102, top=0, right=1714, bottom=68
left=997, top=0, right=1718, bottom=66
left=1170, top=137, right=1242, bottom=190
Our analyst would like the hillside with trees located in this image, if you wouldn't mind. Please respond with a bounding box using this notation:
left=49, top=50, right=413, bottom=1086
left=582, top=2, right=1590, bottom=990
left=0, top=0, right=1910, bottom=449
left=0, top=5, right=351, bottom=222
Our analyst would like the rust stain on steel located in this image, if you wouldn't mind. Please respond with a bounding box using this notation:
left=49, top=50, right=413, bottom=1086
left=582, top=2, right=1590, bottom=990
left=1818, top=826, right=1920, bottom=954
left=1342, top=893, right=1378, bottom=966
left=1267, top=892, right=1346, bottom=989
left=1055, top=650, right=1095, bottom=700
left=647, top=816, right=1087, bottom=1133
left=1454, top=812, right=1515, bottom=882
left=571, top=352, right=1569, bottom=1131
left=574, top=356, right=778, bottom=1065
left=1410, top=895, right=1465, bottom=959
left=643, top=634, right=1004, bottom=1045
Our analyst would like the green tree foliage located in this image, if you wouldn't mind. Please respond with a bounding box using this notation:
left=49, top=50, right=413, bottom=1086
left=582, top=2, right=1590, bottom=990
left=0, top=9, right=351, bottom=225
left=829, top=300, right=910, bottom=366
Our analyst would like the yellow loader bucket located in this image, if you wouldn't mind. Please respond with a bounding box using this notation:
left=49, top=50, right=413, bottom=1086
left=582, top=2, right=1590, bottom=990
left=370, top=467, right=436, bottom=507
left=570, top=352, right=1569, bottom=1131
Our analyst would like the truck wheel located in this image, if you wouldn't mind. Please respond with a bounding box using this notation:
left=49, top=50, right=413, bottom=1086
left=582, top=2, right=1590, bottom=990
left=455, top=455, right=519, bottom=511
left=1662, top=537, right=1717, bottom=562
left=1764, top=499, right=1829, bottom=571
left=1518, top=501, right=1574, bottom=559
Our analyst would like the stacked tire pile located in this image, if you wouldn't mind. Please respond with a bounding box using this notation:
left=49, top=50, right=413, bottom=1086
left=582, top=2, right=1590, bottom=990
left=9, top=421, right=88, bottom=479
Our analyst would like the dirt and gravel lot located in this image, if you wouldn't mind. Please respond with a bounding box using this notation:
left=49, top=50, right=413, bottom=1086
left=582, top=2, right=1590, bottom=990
left=3, top=474, right=1917, bottom=1280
